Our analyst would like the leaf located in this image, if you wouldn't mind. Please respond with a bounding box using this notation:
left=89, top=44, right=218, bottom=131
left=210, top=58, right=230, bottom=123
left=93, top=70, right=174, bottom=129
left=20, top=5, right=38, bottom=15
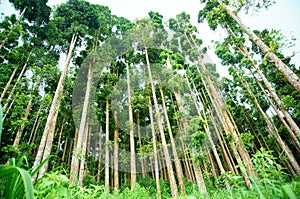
left=17, top=156, right=29, bottom=168
left=0, top=104, right=2, bottom=147
left=282, top=184, right=297, bottom=199
left=30, top=155, right=53, bottom=177
left=0, top=165, right=34, bottom=199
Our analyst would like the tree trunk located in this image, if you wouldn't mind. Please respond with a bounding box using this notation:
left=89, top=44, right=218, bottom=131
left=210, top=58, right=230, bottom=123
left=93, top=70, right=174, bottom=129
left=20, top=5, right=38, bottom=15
left=70, top=44, right=93, bottom=186
left=2, top=51, right=32, bottom=111
left=159, top=86, right=186, bottom=196
left=173, top=87, right=207, bottom=192
left=238, top=46, right=300, bottom=140
left=137, top=114, right=146, bottom=178
left=113, top=89, right=119, bottom=190
left=126, top=60, right=136, bottom=189
left=38, top=108, right=59, bottom=179
left=97, top=125, right=103, bottom=183
left=188, top=34, right=254, bottom=187
left=13, top=77, right=41, bottom=147
left=52, top=117, right=65, bottom=170
left=78, top=124, right=89, bottom=186
left=32, top=35, right=77, bottom=182
left=0, top=66, right=18, bottom=103
left=104, top=96, right=110, bottom=191
left=31, top=118, right=41, bottom=144
left=193, top=159, right=206, bottom=193
left=147, top=95, right=162, bottom=198
left=216, top=0, right=300, bottom=92
left=252, top=74, right=300, bottom=152
left=234, top=66, right=300, bottom=175
left=144, top=47, right=179, bottom=198
left=61, top=137, right=68, bottom=166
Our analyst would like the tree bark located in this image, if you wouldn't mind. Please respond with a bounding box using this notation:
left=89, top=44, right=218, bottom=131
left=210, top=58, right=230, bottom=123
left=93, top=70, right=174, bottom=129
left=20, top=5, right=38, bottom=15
left=70, top=38, right=95, bottom=186
left=159, top=86, right=186, bottom=196
left=2, top=51, right=32, bottom=111
left=113, top=88, right=119, bottom=190
left=126, top=60, right=136, bottom=189
left=0, top=66, right=17, bottom=103
left=32, top=35, right=77, bottom=182
left=238, top=46, right=300, bottom=140
left=13, top=77, right=41, bottom=147
left=52, top=117, right=65, bottom=170
left=147, top=95, right=162, bottom=198
left=216, top=0, right=300, bottom=92
left=97, top=125, right=103, bottom=183
left=104, top=96, right=110, bottom=191
left=145, top=47, right=179, bottom=198
left=78, top=124, right=89, bottom=186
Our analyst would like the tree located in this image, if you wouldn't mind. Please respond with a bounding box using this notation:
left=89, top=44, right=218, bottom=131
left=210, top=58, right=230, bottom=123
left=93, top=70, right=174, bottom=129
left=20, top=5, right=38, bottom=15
left=199, top=0, right=300, bottom=92
left=32, top=34, right=77, bottom=182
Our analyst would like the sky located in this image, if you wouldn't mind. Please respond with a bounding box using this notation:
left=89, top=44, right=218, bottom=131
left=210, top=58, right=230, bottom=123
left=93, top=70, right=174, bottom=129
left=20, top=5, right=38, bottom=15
left=0, top=0, right=299, bottom=75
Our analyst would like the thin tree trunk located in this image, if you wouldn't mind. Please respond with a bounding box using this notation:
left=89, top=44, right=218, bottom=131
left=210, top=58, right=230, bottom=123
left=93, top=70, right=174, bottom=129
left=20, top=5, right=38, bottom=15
left=70, top=42, right=94, bottom=186
left=189, top=35, right=254, bottom=186
left=13, top=78, right=41, bottom=147
left=28, top=111, right=40, bottom=143
left=137, top=114, right=146, bottom=178
left=104, top=96, right=110, bottom=191
left=238, top=46, right=300, bottom=140
left=144, top=47, right=179, bottom=198
left=216, top=0, right=300, bottom=92
left=52, top=117, right=65, bottom=170
left=147, top=95, right=162, bottom=198
left=113, top=94, right=119, bottom=190
left=126, top=60, right=136, bottom=189
left=0, top=67, right=17, bottom=103
left=78, top=124, right=89, bottom=186
left=188, top=75, right=226, bottom=176
left=67, top=137, right=74, bottom=166
left=38, top=108, right=59, bottom=178
left=97, top=125, right=103, bottom=183
left=61, top=137, right=68, bottom=166
left=173, top=88, right=207, bottom=192
left=252, top=74, right=300, bottom=151
left=193, top=158, right=206, bottom=193
left=32, top=35, right=77, bottom=182
left=0, top=8, right=26, bottom=49
left=2, top=51, right=32, bottom=112
left=31, top=118, right=41, bottom=144
left=234, top=66, right=300, bottom=174
left=159, top=86, right=186, bottom=196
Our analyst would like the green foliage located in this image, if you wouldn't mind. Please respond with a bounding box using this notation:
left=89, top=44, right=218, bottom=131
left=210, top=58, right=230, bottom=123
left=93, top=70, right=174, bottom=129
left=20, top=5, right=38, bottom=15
left=34, top=171, right=72, bottom=198
left=0, top=104, right=2, bottom=147
left=0, top=156, right=34, bottom=199
left=9, top=0, right=51, bottom=25
left=83, top=173, right=97, bottom=186
left=0, top=165, right=34, bottom=199
left=1, top=143, right=36, bottom=162
left=30, top=168, right=300, bottom=199
left=252, top=148, right=287, bottom=183
left=240, top=132, right=254, bottom=149
left=281, top=184, right=297, bottom=199
left=1, top=153, right=51, bottom=199
left=119, top=183, right=154, bottom=199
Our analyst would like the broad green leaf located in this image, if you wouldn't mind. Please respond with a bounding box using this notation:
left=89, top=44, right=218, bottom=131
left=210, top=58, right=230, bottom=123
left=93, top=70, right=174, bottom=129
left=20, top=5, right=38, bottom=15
left=0, top=165, right=34, bottom=199
left=282, top=184, right=297, bottom=199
